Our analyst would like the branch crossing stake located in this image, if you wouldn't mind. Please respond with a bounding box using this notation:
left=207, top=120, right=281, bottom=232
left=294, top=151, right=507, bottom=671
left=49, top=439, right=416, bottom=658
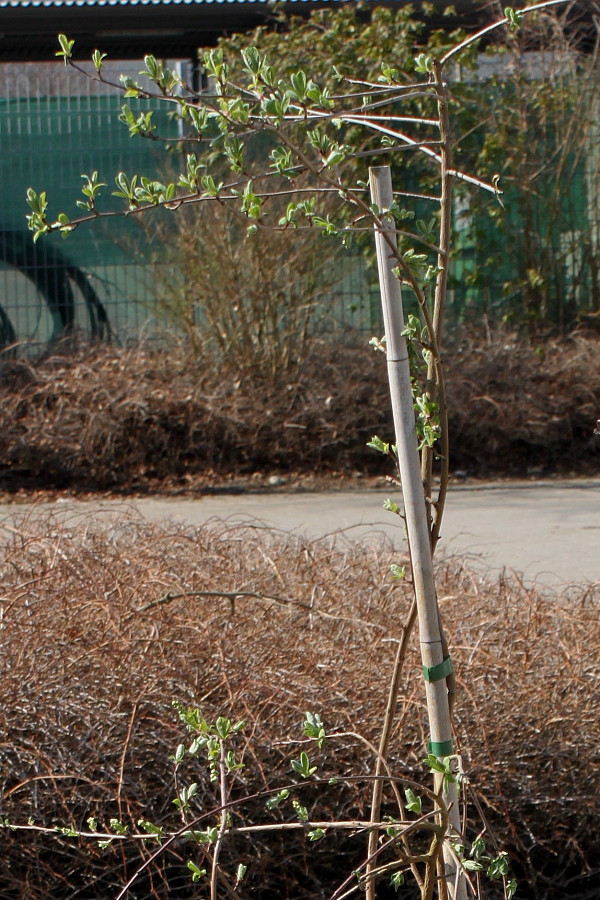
left=369, top=165, right=467, bottom=900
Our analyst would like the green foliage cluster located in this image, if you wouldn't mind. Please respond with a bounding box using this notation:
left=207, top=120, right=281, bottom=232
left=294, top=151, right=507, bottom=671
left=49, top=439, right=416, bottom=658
left=30, top=3, right=600, bottom=340
left=17, top=7, right=596, bottom=900
left=218, top=2, right=600, bottom=334
left=30, top=6, right=482, bottom=380
left=216, top=4, right=470, bottom=235
left=1, top=509, right=597, bottom=898
left=0, top=705, right=517, bottom=899
left=219, top=5, right=464, bottom=89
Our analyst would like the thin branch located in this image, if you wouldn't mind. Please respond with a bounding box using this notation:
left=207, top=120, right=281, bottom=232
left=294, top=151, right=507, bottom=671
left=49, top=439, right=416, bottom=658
left=126, top=589, right=385, bottom=631
left=108, top=771, right=443, bottom=900
left=344, top=117, right=500, bottom=193
left=422, top=59, right=453, bottom=553
left=342, top=77, right=437, bottom=92
left=366, top=599, right=419, bottom=900
left=440, top=0, right=575, bottom=65
left=210, top=743, right=229, bottom=900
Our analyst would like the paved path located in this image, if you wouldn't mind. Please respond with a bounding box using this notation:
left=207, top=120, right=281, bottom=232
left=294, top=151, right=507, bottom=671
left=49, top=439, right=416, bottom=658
left=1, top=480, right=598, bottom=588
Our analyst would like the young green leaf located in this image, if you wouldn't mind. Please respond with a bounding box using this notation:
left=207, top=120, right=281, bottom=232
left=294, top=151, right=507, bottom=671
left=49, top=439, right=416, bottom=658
left=137, top=819, right=164, bottom=841
left=241, top=46, right=261, bottom=75
left=240, top=181, right=262, bottom=219
left=506, top=878, right=518, bottom=899
left=56, top=825, right=78, bottom=837
left=92, top=49, right=107, bottom=71
left=292, top=799, right=309, bottom=821
left=404, top=788, right=422, bottom=814
left=470, top=835, right=486, bottom=860
left=25, top=188, right=47, bottom=216
left=265, top=789, right=290, bottom=811
left=224, top=749, right=244, bottom=773
left=390, top=870, right=405, bottom=890
left=486, top=852, right=509, bottom=881
left=366, top=435, right=390, bottom=455
left=187, top=860, right=207, bottom=882
left=462, top=859, right=484, bottom=872
left=182, top=826, right=217, bottom=843
left=414, top=53, right=433, bottom=74
left=504, top=7, right=523, bottom=32
left=214, top=716, right=232, bottom=740
left=422, top=753, right=456, bottom=791
left=119, top=75, right=141, bottom=98
left=291, top=750, right=317, bottom=779
left=199, top=175, right=223, bottom=199
left=303, top=711, right=326, bottom=747
left=56, top=34, right=75, bottom=65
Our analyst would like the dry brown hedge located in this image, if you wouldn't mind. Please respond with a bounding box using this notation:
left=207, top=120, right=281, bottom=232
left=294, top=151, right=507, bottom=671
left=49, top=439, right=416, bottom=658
left=0, top=333, right=599, bottom=492
left=0, top=513, right=598, bottom=899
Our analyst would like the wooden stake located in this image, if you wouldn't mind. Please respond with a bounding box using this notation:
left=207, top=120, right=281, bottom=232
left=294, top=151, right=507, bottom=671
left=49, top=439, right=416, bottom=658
left=369, top=165, right=466, bottom=900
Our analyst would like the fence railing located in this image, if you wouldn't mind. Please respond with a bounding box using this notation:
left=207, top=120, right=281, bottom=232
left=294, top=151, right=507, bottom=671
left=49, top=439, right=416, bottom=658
left=2, top=57, right=598, bottom=353
left=0, top=60, right=386, bottom=353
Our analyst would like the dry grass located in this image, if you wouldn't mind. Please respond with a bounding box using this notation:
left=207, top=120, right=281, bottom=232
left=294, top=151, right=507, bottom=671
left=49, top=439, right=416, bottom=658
left=0, top=513, right=598, bottom=899
left=444, top=332, right=600, bottom=476
left=0, top=332, right=599, bottom=493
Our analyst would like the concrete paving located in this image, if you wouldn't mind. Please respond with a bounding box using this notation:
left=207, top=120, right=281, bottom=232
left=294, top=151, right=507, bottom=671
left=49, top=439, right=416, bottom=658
left=1, top=480, right=598, bottom=589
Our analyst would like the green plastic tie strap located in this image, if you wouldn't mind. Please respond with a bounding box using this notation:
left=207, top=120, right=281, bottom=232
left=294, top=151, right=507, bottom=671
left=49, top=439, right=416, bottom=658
left=427, top=739, right=454, bottom=757
left=422, top=656, right=453, bottom=683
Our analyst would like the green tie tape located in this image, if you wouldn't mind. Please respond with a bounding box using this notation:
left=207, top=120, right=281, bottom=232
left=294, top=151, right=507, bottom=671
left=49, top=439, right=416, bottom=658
left=422, top=656, right=453, bottom=683
left=427, top=739, right=454, bottom=757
